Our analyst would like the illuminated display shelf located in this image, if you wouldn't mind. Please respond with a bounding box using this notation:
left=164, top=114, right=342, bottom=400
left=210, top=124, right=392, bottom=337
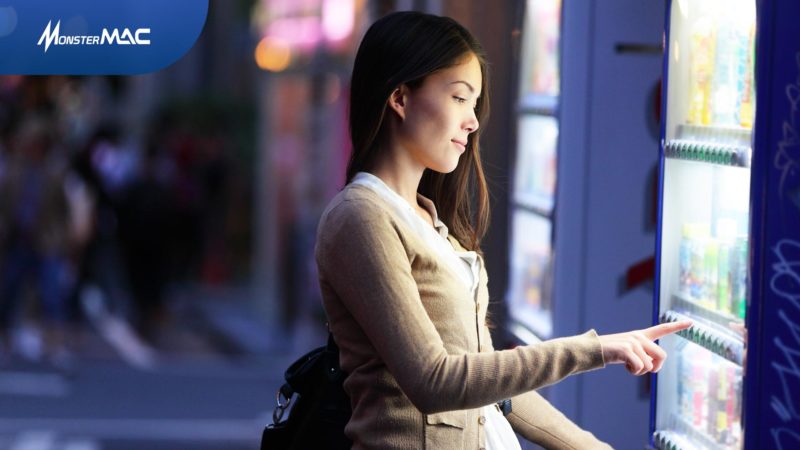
left=670, top=293, right=744, bottom=330
left=664, top=139, right=751, bottom=168
left=518, top=93, right=558, bottom=115
left=659, top=310, right=744, bottom=366
left=513, top=192, right=553, bottom=218
left=653, top=415, right=736, bottom=450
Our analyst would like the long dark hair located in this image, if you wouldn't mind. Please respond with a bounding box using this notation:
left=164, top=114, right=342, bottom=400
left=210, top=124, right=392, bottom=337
left=345, top=11, right=490, bottom=252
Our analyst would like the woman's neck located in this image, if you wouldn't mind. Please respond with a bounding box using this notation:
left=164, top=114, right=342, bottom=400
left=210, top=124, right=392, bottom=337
left=369, top=147, right=425, bottom=208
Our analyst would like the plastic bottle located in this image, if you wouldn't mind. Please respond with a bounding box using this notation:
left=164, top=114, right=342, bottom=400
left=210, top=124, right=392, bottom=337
left=730, top=236, right=748, bottom=319
left=731, top=365, right=743, bottom=444
left=703, top=238, right=719, bottom=309
left=691, top=348, right=712, bottom=430
left=679, top=345, right=695, bottom=422
left=716, top=219, right=738, bottom=315
left=711, top=11, right=743, bottom=126
left=677, top=345, right=689, bottom=417
left=679, top=224, right=693, bottom=295
left=725, top=366, right=736, bottom=446
left=690, top=224, right=710, bottom=301
left=739, top=22, right=756, bottom=129
left=719, top=364, right=738, bottom=446
left=688, top=18, right=716, bottom=125
left=707, top=359, right=721, bottom=439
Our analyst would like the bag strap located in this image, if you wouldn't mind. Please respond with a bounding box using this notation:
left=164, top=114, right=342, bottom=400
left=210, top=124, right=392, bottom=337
left=324, top=332, right=346, bottom=383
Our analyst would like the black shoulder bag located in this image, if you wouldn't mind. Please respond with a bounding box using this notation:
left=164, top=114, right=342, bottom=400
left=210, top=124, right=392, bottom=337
left=260, top=333, right=352, bottom=450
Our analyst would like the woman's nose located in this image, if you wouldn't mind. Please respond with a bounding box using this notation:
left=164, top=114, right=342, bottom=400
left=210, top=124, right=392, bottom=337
left=464, top=111, right=479, bottom=133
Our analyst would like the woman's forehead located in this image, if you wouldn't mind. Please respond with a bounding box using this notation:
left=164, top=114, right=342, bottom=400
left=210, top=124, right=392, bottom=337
left=428, top=55, right=482, bottom=95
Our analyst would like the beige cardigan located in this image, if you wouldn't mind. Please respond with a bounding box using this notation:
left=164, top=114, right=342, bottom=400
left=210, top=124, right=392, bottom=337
left=315, top=183, right=613, bottom=450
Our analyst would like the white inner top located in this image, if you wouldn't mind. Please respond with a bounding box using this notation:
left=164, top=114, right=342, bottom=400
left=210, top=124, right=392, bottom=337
left=351, top=172, right=521, bottom=450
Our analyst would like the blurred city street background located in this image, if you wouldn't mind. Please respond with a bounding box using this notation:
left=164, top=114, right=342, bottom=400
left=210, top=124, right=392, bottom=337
left=0, top=284, right=325, bottom=449
left=0, top=0, right=369, bottom=448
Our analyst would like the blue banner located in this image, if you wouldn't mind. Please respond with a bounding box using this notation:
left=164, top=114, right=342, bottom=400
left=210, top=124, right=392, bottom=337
left=0, top=0, right=208, bottom=74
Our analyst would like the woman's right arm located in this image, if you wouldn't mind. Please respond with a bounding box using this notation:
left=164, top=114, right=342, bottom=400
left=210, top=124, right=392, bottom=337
left=316, top=200, right=605, bottom=414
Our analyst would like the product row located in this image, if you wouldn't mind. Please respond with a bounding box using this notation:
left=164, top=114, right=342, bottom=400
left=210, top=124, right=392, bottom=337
left=675, top=123, right=751, bottom=147
left=654, top=342, right=743, bottom=450
left=653, top=429, right=706, bottom=450
left=678, top=219, right=748, bottom=319
left=660, top=310, right=744, bottom=365
left=686, top=13, right=755, bottom=128
left=664, top=139, right=750, bottom=167
left=679, top=342, right=742, bottom=448
left=653, top=428, right=724, bottom=450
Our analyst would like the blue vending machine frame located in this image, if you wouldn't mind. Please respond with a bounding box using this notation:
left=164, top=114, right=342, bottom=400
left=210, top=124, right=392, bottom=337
left=744, top=0, right=800, bottom=447
left=648, top=0, right=672, bottom=441
left=650, top=0, right=800, bottom=448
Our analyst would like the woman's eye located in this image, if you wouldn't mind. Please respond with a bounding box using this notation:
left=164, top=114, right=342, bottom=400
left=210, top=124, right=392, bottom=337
left=453, top=96, right=467, bottom=104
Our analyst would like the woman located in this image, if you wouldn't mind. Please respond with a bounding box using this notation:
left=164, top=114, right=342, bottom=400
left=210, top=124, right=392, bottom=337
left=315, top=11, right=690, bottom=450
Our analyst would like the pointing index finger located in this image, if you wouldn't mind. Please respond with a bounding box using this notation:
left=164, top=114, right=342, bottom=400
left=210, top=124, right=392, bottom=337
left=642, top=320, right=692, bottom=341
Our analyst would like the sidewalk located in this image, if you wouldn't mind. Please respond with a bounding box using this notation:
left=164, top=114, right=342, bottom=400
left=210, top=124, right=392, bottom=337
left=0, top=283, right=324, bottom=450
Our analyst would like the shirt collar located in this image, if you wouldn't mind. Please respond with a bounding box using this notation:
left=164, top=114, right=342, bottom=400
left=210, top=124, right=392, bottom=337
left=351, top=172, right=449, bottom=239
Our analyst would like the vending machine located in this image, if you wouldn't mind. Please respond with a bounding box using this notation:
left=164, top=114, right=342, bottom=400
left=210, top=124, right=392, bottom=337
left=651, top=0, right=800, bottom=448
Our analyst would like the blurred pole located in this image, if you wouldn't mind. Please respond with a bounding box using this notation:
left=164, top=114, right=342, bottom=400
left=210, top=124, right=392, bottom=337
left=253, top=74, right=280, bottom=331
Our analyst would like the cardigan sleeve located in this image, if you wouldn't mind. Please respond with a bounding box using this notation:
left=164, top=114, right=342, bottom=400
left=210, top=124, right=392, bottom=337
left=316, top=199, right=605, bottom=414
left=478, top=318, right=612, bottom=449
left=506, top=391, right=614, bottom=450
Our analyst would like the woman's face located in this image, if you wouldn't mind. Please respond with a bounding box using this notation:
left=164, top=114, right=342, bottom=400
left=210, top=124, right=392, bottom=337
left=394, top=53, right=482, bottom=174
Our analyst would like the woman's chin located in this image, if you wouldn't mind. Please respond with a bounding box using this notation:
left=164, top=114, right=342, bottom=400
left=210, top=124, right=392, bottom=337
left=430, top=158, right=461, bottom=174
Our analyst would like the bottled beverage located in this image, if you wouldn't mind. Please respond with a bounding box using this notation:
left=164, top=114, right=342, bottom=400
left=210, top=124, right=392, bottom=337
left=739, top=22, right=756, bottom=129
left=711, top=12, right=744, bottom=126
left=731, top=366, right=743, bottom=443
left=707, top=360, right=721, bottom=439
left=677, top=345, right=689, bottom=417
left=716, top=219, right=738, bottom=315
left=690, top=348, right=712, bottom=430
left=717, top=240, right=732, bottom=314
left=730, top=236, right=748, bottom=319
left=703, top=238, right=719, bottom=309
left=713, top=363, right=731, bottom=444
left=720, top=364, right=740, bottom=446
left=689, top=223, right=710, bottom=301
left=688, top=18, right=716, bottom=125
left=679, top=224, right=693, bottom=295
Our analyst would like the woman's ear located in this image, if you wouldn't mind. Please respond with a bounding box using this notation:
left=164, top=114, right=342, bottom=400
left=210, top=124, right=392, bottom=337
left=387, top=85, right=408, bottom=121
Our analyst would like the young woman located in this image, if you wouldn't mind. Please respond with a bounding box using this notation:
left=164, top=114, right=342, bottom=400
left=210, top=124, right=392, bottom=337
left=315, top=11, right=690, bottom=450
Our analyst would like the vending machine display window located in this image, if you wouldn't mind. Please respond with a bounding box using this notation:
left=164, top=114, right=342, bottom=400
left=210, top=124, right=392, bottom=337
left=507, top=0, right=561, bottom=340
left=652, top=0, right=755, bottom=448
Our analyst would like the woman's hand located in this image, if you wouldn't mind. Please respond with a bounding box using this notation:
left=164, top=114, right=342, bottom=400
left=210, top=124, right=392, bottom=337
left=598, top=320, right=692, bottom=376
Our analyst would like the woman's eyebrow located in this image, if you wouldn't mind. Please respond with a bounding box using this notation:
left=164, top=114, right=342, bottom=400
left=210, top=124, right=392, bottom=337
left=449, top=80, right=475, bottom=93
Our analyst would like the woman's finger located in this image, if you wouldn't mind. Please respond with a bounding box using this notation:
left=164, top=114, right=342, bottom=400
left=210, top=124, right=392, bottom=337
left=637, top=335, right=668, bottom=372
left=641, top=320, right=692, bottom=341
left=629, top=341, right=652, bottom=375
